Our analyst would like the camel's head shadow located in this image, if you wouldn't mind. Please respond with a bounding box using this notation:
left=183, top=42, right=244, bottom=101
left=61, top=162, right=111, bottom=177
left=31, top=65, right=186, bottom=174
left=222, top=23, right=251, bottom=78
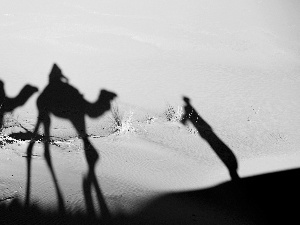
left=0, top=80, right=38, bottom=94
left=99, top=89, right=117, bottom=110
left=100, top=89, right=117, bottom=101
left=23, top=84, right=39, bottom=95
left=86, top=89, right=117, bottom=118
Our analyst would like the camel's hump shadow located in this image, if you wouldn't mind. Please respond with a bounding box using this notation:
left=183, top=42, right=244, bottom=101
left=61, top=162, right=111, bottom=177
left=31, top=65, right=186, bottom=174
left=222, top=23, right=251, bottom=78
left=39, top=77, right=116, bottom=119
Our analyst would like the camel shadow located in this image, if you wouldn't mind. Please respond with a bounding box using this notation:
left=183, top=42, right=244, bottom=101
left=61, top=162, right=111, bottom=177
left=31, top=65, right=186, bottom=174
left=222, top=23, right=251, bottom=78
left=181, top=96, right=239, bottom=180
left=0, top=80, right=38, bottom=128
left=25, top=64, right=117, bottom=220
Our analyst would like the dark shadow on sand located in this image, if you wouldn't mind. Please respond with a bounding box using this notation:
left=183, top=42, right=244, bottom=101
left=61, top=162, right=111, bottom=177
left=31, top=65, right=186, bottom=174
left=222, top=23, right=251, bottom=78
left=0, top=199, right=103, bottom=225
left=25, top=64, right=117, bottom=221
left=181, top=96, right=239, bottom=180
left=120, top=167, right=300, bottom=225
left=0, top=80, right=38, bottom=128
left=2, top=168, right=299, bottom=225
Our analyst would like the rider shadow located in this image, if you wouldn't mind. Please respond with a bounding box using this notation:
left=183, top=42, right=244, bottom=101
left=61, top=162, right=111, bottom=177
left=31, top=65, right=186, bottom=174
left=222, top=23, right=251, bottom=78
left=181, top=96, right=239, bottom=181
left=0, top=80, right=38, bottom=128
left=25, top=64, right=117, bottom=221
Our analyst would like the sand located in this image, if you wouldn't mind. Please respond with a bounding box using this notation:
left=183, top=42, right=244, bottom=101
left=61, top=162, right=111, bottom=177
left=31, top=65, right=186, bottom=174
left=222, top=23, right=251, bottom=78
left=1, top=0, right=300, bottom=224
left=1, top=106, right=300, bottom=224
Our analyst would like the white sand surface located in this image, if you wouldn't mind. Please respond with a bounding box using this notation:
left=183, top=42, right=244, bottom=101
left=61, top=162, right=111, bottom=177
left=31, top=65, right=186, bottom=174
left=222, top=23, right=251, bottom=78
left=1, top=112, right=300, bottom=220
left=1, top=0, right=300, bottom=224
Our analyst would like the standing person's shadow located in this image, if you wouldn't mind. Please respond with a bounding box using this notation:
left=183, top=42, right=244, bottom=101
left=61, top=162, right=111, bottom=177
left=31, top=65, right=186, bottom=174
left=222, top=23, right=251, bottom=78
left=181, top=97, right=239, bottom=181
left=0, top=80, right=38, bottom=128
left=25, top=64, right=117, bottom=220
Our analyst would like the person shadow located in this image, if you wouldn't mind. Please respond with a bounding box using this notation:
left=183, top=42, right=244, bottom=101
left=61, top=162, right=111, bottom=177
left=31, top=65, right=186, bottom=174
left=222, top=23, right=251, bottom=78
left=0, top=80, right=38, bottom=128
left=25, top=64, right=117, bottom=221
left=181, top=96, right=239, bottom=181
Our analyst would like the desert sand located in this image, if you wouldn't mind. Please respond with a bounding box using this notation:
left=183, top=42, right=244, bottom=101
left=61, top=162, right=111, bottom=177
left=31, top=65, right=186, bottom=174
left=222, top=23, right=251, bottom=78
left=1, top=0, right=300, bottom=224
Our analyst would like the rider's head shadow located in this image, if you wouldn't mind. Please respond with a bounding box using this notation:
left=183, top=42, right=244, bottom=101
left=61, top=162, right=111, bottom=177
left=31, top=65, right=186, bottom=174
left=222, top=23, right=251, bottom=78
left=49, top=63, right=69, bottom=83
left=0, top=80, right=38, bottom=128
left=181, top=96, right=240, bottom=181
left=25, top=64, right=117, bottom=220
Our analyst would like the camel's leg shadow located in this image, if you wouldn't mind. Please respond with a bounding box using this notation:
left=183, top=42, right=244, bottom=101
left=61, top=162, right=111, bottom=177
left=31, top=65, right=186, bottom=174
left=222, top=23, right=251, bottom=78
left=72, top=117, right=111, bottom=220
left=25, top=113, right=65, bottom=214
left=25, top=117, right=41, bottom=207
left=43, top=113, right=66, bottom=213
